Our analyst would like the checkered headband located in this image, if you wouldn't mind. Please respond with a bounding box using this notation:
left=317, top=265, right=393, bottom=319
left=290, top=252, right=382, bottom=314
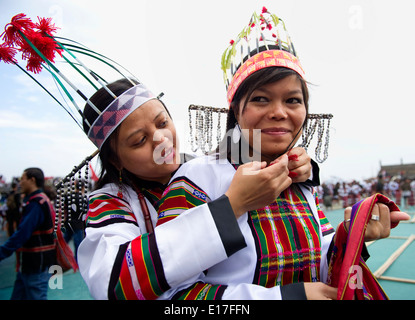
left=87, top=83, right=156, bottom=149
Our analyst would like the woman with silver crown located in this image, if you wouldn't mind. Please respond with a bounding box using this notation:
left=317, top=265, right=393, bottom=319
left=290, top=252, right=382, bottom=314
left=156, top=7, right=410, bottom=300
left=0, top=13, right=316, bottom=300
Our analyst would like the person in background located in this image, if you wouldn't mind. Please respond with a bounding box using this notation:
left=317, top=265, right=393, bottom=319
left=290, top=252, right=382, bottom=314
left=5, top=182, right=21, bottom=236
left=0, top=168, right=56, bottom=300
left=401, top=178, right=411, bottom=209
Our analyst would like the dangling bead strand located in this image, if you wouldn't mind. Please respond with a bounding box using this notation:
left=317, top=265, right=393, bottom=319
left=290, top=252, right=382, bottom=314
left=83, top=160, right=89, bottom=216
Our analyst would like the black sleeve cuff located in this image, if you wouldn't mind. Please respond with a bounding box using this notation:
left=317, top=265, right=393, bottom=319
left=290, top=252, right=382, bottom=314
left=308, top=159, right=321, bottom=187
left=362, top=243, right=370, bottom=261
left=281, top=282, right=307, bottom=300
left=326, top=232, right=370, bottom=265
left=301, top=159, right=320, bottom=187
left=207, top=194, right=247, bottom=257
left=108, top=241, right=130, bottom=300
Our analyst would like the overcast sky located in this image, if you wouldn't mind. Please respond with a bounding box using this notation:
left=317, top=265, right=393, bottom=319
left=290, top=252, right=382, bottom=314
left=1, top=0, right=414, bottom=183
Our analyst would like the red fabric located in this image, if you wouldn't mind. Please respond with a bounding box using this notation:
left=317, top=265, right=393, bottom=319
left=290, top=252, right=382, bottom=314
left=38, top=192, right=78, bottom=272
left=342, top=196, right=348, bottom=208
left=15, top=192, right=78, bottom=273
left=55, top=227, right=78, bottom=273
left=37, top=192, right=78, bottom=273
left=327, top=194, right=400, bottom=300
left=395, top=189, right=401, bottom=206
left=409, top=191, right=415, bottom=206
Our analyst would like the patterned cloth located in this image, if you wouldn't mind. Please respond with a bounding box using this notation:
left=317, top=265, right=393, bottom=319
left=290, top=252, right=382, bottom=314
left=78, top=178, right=242, bottom=300
left=327, top=194, right=400, bottom=300
left=157, top=156, right=335, bottom=299
left=87, top=84, right=156, bottom=149
left=85, top=188, right=168, bottom=299
left=247, top=185, right=323, bottom=287
left=87, top=193, right=139, bottom=228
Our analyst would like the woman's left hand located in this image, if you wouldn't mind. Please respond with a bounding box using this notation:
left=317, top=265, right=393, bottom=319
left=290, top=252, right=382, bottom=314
left=344, top=204, right=410, bottom=241
left=286, top=147, right=312, bottom=183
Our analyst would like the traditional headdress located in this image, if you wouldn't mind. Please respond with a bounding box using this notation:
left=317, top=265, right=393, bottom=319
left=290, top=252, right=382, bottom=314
left=0, top=13, right=157, bottom=150
left=221, top=6, right=303, bottom=105
left=188, top=7, right=333, bottom=162
left=0, top=13, right=158, bottom=233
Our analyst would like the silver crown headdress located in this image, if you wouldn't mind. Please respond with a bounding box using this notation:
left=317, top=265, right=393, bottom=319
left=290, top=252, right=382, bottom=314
left=189, top=7, right=332, bottom=163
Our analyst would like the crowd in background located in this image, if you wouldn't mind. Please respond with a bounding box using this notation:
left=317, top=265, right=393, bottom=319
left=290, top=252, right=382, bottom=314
left=317, top=175, right=415, bottom=211
left=1, top=172, right=415, bottom=232
left=0, top=175, right=87, bottom=254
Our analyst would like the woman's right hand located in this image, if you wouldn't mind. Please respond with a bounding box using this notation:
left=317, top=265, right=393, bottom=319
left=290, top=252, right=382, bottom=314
left=304, top=282, right=337, bottom=300
left=225, top=154, right=292, bottom=218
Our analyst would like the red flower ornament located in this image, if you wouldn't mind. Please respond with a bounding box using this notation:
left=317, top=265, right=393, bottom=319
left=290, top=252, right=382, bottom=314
left=20, top=31, right=62, bottom=73
left=2, top=13, right=36, bottom=46
left=35, top=17, right=59, bottom=35
left=26, top=54, right=43, bottom=73
left=0, top=44, right=17, bottom=64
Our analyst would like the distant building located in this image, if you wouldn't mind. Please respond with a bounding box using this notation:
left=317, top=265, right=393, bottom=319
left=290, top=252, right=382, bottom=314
left=379, top=163, right=415, bottom=179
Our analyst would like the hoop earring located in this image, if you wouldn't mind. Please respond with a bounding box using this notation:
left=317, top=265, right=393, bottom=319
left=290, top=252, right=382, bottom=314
left=232, top=124, right=241, bottom=144
left=117, top=170, right=123, bottom=199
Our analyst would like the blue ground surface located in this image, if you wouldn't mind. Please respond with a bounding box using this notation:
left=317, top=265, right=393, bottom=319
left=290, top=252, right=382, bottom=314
left=0, top=228, right=92, bottom=300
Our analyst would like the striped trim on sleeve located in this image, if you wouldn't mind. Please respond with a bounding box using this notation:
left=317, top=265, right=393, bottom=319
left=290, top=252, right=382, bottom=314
left=157, top=177, right=210, bottom=226
left=172, top=282, right=227, bottom=300
left=110, top=233, right=170, bottom=300
left=86, top=193, right=138, bottom=228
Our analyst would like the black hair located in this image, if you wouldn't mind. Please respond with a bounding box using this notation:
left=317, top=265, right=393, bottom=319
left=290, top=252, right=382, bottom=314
left=83, top=78, right=138, bottom=134
left=24, top=167, right=45, bottom=189
left=226, top=45, right=309, bottom=132
left=227, top=67, right=309, bottom=131
left=218, top=65, right=309, bottom=163
left=83, top=79, right=136, bottom=190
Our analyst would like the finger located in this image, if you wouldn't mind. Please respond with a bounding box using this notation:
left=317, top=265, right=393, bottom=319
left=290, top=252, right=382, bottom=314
left=282, top=176, right=293, bottom=190
left=288, top=154, right=299, bottom=162
left=288, top=158, right=311, bottom=174
left=344, top=207, right=352, bottom=231
left=288, top=161, right=311, bottom=176
left=243, top=160, right=266, bottom=170
left=248, top=161, right=267, bottom=170
left=325, top=286, right=338, bottom=300
left=267, top=154, right=289, bottom=169
left=288, top=159, right=301, bottom=171
left=390, top=211, right=411, bottom=223
left=273, top=176, right=292, bottom=195
left=288, top=171, right=299, bottom=178
left=288, top=147, right=305, bottom=157
left=375, top=203, right=389, bottom=226
left=289, top=167, right=311, bottom=183
left=269, top=153, right=289, bottom=166
left=370, top=202, right=380, bottom=221
left=240, top=161, right=267, bottom=176
left=389, top=210, right=411, bottom=229
left=371, top=203, right=390, bottom=239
